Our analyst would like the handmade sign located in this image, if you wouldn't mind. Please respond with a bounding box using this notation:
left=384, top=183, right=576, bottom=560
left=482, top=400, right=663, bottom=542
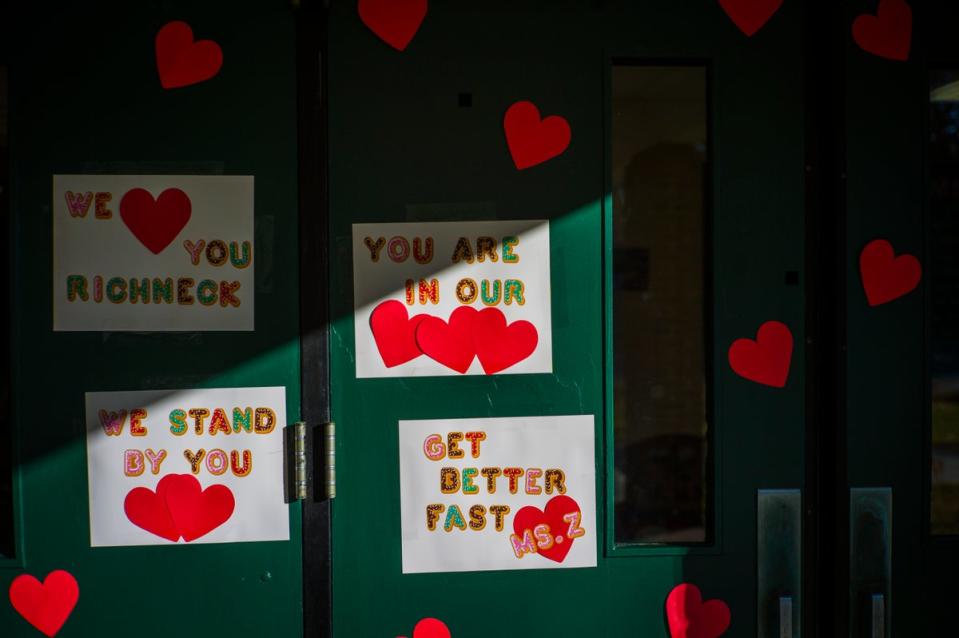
left=398, top=415, right=596, bottom=574
left=728, top=320, right=793, bottom=388
left=85, top=387, right=288, bottom=546
left=156, top=21, right=224, bottom=89
left=53, top=175, right=254, bottom=331
left=8, top=571, right=79, bottom=637
left=852, top=0, right=912, bottom=62
left=352, top=220, right=552, bottom=377
left=665, top=583, right=731, bottom=638
left=860, top=238, right=921, bottom=306
left=718, top=0, right=783, bottom=37
left=358, top=0, right=428, bottom=51
left=503, top=101, right=571, bottom=170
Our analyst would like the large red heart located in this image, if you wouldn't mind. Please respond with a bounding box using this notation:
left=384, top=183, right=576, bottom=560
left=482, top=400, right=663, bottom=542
left=370, top=300, right=429, bottom=367
left=727, top=320, right=793, bottom=388
left=472, top=308, right=538, bottom=374
left=718, top=0, right=783, bottom=36
left=119, top=187, right=192, bottom=255
left=852, top=0, right=912, bottom=62
left=162, top=474, right=236, bottom=542
left=412, top=618, right=451, bottom=638
left=503, top=101, right=572, bottom=170
left=155, top=21, right=224, bottom=89
left=358, top=0, right=428, bottom=52
left=666, top=583, right=731, bottom=638
left=9, top=571, right=79, bottom=637
left=124, top=479, right=181, bottom=542
left=512, top=495, right=582, bottom=563
left=860, top=238, right=921, bottom=306
left=416, top=307, right=478, bottom=373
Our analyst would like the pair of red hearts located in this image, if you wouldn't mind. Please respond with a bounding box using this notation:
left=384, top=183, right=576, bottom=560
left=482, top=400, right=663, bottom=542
left=512, top=495, right=583, bottom=564
left=124, top=473, right=235, bottom=542
left=9, top=571, right=79, bottom=637
left=720, top=0, right=912, bottom=61
left=370, top=300, right=538, bottom=374
left=666, top=583, right=731, bottom=638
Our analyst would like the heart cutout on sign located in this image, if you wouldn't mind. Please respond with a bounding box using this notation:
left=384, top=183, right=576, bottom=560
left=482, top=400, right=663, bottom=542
left=124, top=474, right=234, bottom=542
left=852, top=0, right=913, bottom=61
left=119, top=187, right=192, bottom=255
left=718, top=0, right=783, bottom=36
left=370, top=300, right=429, bottom=367
left=859, top=238, right=921, bottom=306
left=665, top=583, right=731, bottom=638
left=416, top=306, right=478, bottom=373
left=9, top=570, right=79, bottom=637
left=503, top=101, right=572, bottom=170
left=358, top=0, right=428, bottom=52
left=727, top=320, right=793, bottom=388
left=155, top=21, right=224, bottom=89
left=472, top=307, right=538, bottom=374
left=512, top=494, right=582, bottom=563
left=124, top=481, right=181, bottom=542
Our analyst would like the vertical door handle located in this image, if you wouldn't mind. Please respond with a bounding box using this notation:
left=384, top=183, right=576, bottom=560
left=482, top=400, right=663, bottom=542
left=757, top=490, right=802, bottom=638
left=779, top=596, right=793, bottom=638
left=849, top=488, right=891, bottom=638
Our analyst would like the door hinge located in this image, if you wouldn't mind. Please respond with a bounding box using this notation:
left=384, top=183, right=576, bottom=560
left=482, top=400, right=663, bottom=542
left=323, top=421, right=336, bottom=499
left=288, top=421, right=308, bottom=502
left=285, top=421, right=335, bottom=502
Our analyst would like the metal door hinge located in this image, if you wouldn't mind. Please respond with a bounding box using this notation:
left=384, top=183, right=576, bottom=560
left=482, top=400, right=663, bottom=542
left=324, top=421, right=336, bottom=499
left=286, top=421, right=308, bottom=502
left=285, top=421, right=335, bottom=502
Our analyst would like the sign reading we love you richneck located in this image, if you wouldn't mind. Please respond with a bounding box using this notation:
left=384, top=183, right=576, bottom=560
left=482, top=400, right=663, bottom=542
left=53, top=175, right=254, bottom=331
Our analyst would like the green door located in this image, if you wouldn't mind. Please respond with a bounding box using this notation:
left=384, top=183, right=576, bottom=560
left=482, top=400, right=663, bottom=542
left=328, top=2, right=805, bottom=636
left=2, top=2, right=303, bottom=636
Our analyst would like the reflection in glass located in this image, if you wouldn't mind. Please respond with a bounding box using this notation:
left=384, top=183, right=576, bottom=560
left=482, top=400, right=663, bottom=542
left=612, top=66, right=709, bottom=544
left=930, top=71, right=959, bottom=535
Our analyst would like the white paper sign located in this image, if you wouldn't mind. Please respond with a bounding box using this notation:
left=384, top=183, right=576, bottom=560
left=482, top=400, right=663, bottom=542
left=85, top=387, right=289, bottom=547
left=54, top=175, right=254, bottom=331
left=352, top=220, right=552, bottom=377
left=398, top=415, right=596, bottom=574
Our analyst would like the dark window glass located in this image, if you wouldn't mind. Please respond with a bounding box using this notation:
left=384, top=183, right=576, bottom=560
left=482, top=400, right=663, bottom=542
left=930, top=70, right=959, bottom=536
left=0, top=62, right=12, bottom=556
left=612, top=66, right=710, bottom=544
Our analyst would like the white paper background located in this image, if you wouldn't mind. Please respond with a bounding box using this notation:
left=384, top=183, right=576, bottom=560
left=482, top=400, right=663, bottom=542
left=398, top=415, right=596, bottom=574
left=352, top=220, right=552, bottom=377
left=53, top=175, right=254, bottom=331
left=85, top=387, right=289, bottom=547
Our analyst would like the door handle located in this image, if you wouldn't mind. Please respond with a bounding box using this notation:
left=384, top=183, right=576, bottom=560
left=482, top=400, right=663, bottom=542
left=849, top=488, right=892, bottom=638
left=757, top=490, right=802, bottom=638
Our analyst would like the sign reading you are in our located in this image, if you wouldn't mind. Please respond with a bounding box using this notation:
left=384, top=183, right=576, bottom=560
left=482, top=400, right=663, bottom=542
left=53, top=175, right=254, bottom=331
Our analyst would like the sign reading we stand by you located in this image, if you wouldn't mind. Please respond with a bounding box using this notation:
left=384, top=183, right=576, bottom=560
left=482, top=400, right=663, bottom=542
left=352, top=220, right=552, bottom=377
left=53, top=175, right=254, bottom=331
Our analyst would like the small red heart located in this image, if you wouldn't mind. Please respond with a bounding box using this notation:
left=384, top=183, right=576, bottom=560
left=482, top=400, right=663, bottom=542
left=162, top=474, right=236, bottom=542
left=370, top=300, right=429, bottom=367
left=124, top=480, right=181, bottom=542
left=472, top=307, right=538, bottom=374
left=860, top=238, right=921, bottom=306
left=358, top=0, right=428, bottom=52
left=728, top=321, right=793, bottom=388
left=155, top=21, right=223, bottom=89
left=415, top=307, right=478, bottom=373
left=666, top=583, right=731, bottom=638
left=503, top=101, right=571, bottom=170
left=119, top=187, right=192, bottom=255
left=9, top=571, right=79, bottom=637
left=413, top=618, right=451, bottom=638
left=512, top=495, right=582, bottom=563
left=852, top=0, right=912, bottom=62
left=718, top=0, right=783, bottom=36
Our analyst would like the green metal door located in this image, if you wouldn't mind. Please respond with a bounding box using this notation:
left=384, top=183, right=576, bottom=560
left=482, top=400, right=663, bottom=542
left=328, top=2, right=805, bottom=636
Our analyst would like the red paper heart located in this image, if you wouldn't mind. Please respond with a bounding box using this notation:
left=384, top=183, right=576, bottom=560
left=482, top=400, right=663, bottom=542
left=370, top=300, right=429, bottom=367
left=155, top=21, right=223, bottom=89
left=472, top=307, right=538, bottom=374
left=503, top=101, right=572, bottom=170
left=119, top=187, right=192, bottom=255
left=124, top=480, right=181, bottom=542
left=9, top=571, right=79, bottom=637
left=728, top=321, right=793, bottom=388
left=666, top=583, right=731, bottom=638
left=860, top=238, right=921, bottom=306
left=358, top=0, right=428, bottom=52
left=413, top=618, right=451, bottom=638
left=162, top=474, right=235, bottom=542
left=415, top=307, right=478, bottom=373
left=718, top=0, right=783, bottom=36
left=512, top=495, right=582, bottom=563
left=852, top=0, right=912, bottom=61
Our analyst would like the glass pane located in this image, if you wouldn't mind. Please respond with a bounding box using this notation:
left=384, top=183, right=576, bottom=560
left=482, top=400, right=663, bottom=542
left=929, top=70, right=959, bottom=536
left=611, top=66, right=709, bottom=544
